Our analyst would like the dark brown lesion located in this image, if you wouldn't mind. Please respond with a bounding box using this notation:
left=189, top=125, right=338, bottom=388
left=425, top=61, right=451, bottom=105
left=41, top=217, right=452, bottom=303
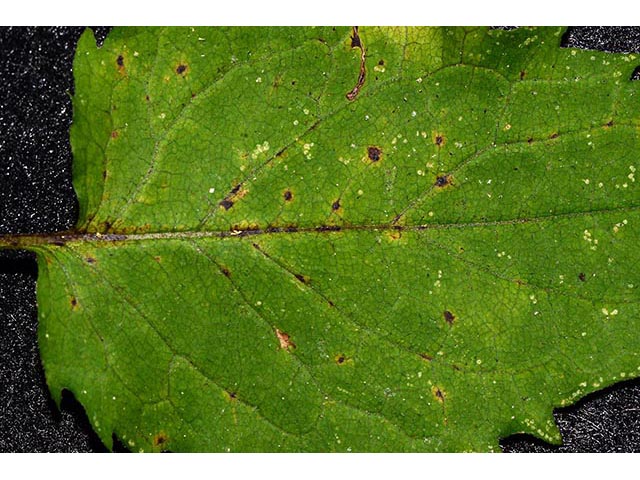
left=367, top=146, right=382, bottom=162
left=175, top=63, right=188, bottom=75
left=345, top=26, right=366, bottom=101
left=152, top=432, right=167, bottom=448
left=443, top=310, right=455, bottom=325
left=434, top=174, right=451, bottom=187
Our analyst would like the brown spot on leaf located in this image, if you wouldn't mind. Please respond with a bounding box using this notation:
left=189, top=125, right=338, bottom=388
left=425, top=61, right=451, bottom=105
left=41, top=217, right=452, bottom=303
left=378, top=59, right=385, bottom=66
left=283, top=190, right=293, bottom=202
left=434, top=174, right=451, bottom=187
left=275, top=328, right=295, bottom=351
left=443, top=310, right=455, bottom=325
left=345, top=26, right=366, bottom=101
left=116, top=55, right=124, bottom=68
left=221, top=266, right=231, bottom=278
left=70, top=297, right=77, bottom=308
left=335, top=354, right=348, bottom=365
left=605, top=120, right=614, bottom=128
left=226, top=390, right=237, bottom=401
left=176, top=64, right=188, bottom=75
left=85, top=256, right=96, bottom=264
left=294, top=273, right=309, bottom=284
left=110, top=130, right=119, bottom=139
left=219, top=199, right=234, bottom=210
left=549, top=132, right=559, bottom=139
left=332, top=200, right=341, bottom=211
left=434, top=134, right=445, bottom=147
left=527, top=137, right=534, bottom=144
left=420, top=353, right=433, bottom=361
left=519, top=70, right=526, bottom=80
left=578, top=272, right=586, bottom=282
left=316, top=225, right=341, bottom=232
left=152, top=433, right=167, bottom=447
left=432, top=385, right=446, bottom=403
left=153, top=256, right=162, bottom=263
left=145, top=95, right=150, bottom=102
left=367, top=146, right=382, bottom=162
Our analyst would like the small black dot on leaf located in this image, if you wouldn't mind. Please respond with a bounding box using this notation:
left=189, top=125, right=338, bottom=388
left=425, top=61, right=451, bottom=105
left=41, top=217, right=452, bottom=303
left=332, top=200, right=341, bottom=211
left=176, top=64, right=187, bottom=75
left=578, top=272, right=586, bottom=282
left=283, top=190, right=293, bottom=201
left=116, top=55, right=124, bottom=67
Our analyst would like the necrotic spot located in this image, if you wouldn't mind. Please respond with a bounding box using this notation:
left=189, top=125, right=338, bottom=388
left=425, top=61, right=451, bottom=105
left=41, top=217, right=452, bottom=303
left=367, top=146, right=381, bottom=162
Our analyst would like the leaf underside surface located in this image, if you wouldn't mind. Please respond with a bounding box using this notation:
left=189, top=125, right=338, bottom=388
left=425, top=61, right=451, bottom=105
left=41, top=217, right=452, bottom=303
left=7, top=27, right=640, bottom=452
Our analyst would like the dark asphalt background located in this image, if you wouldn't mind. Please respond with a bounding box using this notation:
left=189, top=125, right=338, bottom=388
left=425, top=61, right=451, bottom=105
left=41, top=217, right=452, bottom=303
left=1, top=26, right=640, bottom=453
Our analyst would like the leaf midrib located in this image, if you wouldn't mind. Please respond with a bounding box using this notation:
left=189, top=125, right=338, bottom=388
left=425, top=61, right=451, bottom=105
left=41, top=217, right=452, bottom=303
left=2, top=202, right=639, bottom=250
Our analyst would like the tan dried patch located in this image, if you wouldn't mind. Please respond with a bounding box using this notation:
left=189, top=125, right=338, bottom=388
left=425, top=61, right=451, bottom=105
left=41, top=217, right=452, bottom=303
left=276, top=328, right=296, bottom=351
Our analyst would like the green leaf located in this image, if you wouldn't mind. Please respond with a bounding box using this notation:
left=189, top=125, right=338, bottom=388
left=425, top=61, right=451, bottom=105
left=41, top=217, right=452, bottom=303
left=2, top=26, right=640, bottom=452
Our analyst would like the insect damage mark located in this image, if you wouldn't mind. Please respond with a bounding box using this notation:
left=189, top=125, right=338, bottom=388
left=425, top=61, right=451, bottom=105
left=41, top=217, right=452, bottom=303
left=275, top=328, right=296, bottom=351
left=345, top=26, right=366, bottom=101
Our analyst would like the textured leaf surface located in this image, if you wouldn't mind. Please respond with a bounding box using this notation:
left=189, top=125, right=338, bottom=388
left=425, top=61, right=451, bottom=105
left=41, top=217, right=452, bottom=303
left=5, top=26, right=640, bottom=452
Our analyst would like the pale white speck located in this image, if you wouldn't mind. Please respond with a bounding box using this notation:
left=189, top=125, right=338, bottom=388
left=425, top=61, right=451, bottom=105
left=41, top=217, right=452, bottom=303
left=303, top=108, right=310, bottom=115
left=208, top=187, right=215, bottom=194
left=255, top=301, right=262, bottom=307
left=411, top=111, right=417, bottom=117
left=255, top=77, right=262, bottom=83
left=293, top=120, right=299, bottom=126
left=133, top=51, right=139, bottom=57
left=159, top=112, right=166, bottom=119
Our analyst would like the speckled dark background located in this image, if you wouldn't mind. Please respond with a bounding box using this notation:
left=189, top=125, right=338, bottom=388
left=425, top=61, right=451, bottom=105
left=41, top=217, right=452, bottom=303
left=0, top=26, right=639, bottom=453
